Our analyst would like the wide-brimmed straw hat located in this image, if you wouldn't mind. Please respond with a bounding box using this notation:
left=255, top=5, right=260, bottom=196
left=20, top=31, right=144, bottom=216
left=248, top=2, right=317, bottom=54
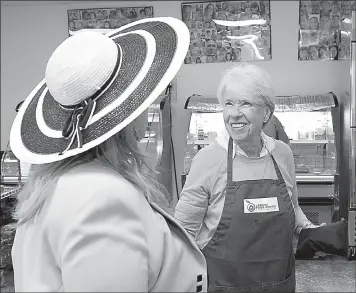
left=10, top=17, right=189, bottom=164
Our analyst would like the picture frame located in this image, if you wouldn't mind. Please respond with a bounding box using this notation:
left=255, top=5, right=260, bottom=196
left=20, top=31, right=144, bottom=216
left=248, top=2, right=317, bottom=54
left=181, top=1, right=272, bottom=64
left=67, top=6, right=154, bottom=36
left=298, top=0, right=353, bottom=61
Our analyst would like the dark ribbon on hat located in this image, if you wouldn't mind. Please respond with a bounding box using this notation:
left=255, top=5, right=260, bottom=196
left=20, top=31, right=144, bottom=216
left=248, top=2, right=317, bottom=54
left=59, top=98, right=96, bottom=155
left=59, top=44, right=121, bottom=155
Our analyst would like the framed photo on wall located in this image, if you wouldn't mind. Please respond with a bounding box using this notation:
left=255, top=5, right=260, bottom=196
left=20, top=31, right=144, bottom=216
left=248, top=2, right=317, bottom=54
left=298, top=0, right=354, bottom=61
left=67, top=6, right=154, bottom=36
left=181, top=1, right=272, bottom=64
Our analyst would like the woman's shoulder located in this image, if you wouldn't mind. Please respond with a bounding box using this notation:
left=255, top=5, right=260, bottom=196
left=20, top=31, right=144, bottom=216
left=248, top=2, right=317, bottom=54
left=193, top=141, right=226, bottom=163
left=184, top=142, right=227, bottom=191
left=69, top=160, right=135, bottom=184
left=273, top=140, right=293, bottom=157
left=272, top=140, right=295, bottom=173
left=64, top=162, right=138, bottom=192
left=49, top=162, right=145, bottom=218
left=189, top=142, right=227, bottom=180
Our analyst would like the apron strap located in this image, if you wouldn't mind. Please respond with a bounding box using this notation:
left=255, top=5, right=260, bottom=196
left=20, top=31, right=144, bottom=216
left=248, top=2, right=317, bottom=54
left=227, top=137, right=234, bottom=184
left=270, top=154, right=284, bottom=181
left=227, top=136, right=285, bottom=183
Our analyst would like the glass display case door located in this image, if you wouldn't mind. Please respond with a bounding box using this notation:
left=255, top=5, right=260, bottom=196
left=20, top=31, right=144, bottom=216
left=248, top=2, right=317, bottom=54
left=138, top=102, right=163, bottom=171
left=138, top=95, right=173, bottom=199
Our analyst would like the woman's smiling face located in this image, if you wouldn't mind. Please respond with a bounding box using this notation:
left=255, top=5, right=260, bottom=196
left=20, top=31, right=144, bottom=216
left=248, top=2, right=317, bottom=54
left=222, top=83, right=269, bottom=142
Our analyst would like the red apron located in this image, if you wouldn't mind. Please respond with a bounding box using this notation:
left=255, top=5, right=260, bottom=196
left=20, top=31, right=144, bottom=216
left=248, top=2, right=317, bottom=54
left=202, top=137, right=296, bottom=292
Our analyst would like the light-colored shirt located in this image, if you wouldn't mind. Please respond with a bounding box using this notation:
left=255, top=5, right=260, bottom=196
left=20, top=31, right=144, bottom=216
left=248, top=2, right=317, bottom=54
left=175, top=129, right=313, bottom=250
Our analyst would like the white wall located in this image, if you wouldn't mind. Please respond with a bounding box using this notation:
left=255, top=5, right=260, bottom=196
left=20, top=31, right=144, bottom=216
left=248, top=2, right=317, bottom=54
left=1, top=1, right=351, bottom=192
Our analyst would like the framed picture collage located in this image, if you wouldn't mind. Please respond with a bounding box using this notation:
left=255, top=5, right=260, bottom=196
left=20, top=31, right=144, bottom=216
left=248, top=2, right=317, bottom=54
left=182, top=1, right=272, bottom=64
left=67, top=7, right=153, bottom=36
left=298, top=0, right=354, bottom=61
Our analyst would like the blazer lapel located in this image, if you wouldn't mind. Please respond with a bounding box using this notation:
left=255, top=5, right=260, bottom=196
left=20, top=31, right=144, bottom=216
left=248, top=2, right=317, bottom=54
left=150, top=202, right=205, bottom=256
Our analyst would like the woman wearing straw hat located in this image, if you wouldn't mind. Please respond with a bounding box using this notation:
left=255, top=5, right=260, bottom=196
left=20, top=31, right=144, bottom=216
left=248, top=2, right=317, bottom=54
left=10, top=17, right=207, bottom=292
left=175, top=63, right=321, bottom=292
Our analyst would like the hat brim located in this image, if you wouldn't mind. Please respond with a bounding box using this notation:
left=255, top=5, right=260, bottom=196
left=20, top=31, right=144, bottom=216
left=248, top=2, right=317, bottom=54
left=10, top=17, right=189, bottom=164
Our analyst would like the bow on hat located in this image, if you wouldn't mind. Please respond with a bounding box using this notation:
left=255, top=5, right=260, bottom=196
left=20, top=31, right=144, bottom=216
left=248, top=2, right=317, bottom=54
left=60, top=98, right=96, bottom=155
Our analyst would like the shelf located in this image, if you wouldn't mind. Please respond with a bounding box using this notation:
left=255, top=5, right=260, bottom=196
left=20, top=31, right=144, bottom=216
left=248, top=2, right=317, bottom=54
left=1, top=159, right=19, bottom=163
left=290, top=140, right=334, bottom=144
left=187, top=139, right=214, bottom=145
left=140, top=138, right=157, bottom=144
left=1, top=176, right=28, bottom=184
left=296, top=175, right=334, bottom=183
left=187, top=139, right=334, bottom=145
left=298, top=196, right=335, bottom=205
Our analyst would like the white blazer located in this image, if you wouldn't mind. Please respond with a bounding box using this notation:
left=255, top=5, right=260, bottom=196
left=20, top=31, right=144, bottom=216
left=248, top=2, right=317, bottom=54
left=12, top=162, right=207, bottom=292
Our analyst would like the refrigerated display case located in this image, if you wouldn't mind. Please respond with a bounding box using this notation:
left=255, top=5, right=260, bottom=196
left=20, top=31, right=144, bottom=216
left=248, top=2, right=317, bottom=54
left=335, top=10, right=356, bottom=260
left=1, top=144, right=30, bottom=229
left=139, top=93, right=173, bottom=200
left=273, top=93, right=338, bottom=227
left=345, top=10, right=356, bottom=260
left=182, top=92, right=339, bottom=227
left=0, top=146, right=26, bottom=289
left=1, top=148, right=31, bottom=186
left=1, top=101, right=30, bottom=289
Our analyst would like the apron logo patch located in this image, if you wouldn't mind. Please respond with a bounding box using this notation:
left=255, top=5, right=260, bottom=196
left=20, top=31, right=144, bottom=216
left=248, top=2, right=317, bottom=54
left=244, top=197, right=279, bottom=213
left=246, top=200, right=256, bottom=212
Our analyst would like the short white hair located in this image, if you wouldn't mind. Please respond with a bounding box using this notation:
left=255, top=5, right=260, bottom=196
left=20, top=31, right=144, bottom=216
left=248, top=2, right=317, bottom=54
left=216, top=63, right=275, bottom=115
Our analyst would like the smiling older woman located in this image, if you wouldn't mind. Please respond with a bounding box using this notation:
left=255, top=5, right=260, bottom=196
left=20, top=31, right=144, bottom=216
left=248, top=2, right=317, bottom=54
left=174, top=63, right=320, bottom=293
